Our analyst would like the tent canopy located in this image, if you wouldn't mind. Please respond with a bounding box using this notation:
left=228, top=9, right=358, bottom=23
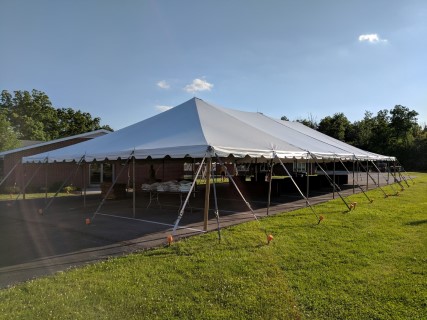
left=23, top=98, right=395, bottom=163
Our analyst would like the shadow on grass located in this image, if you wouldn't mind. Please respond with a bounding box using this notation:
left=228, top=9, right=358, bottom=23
left=405, top=219, right=427, bottom=226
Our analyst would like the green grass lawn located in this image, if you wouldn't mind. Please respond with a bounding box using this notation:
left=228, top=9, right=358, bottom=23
left=0, top=173, right=426, bottom=319
left=0, top=192, right=77, bottom=201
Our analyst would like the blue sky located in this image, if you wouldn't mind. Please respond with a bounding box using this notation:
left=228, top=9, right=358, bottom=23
left=1, top=0, right=426, bottom=130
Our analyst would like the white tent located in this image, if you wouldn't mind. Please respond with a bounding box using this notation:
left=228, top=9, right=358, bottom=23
left=23, top=97, right=394, bottom=163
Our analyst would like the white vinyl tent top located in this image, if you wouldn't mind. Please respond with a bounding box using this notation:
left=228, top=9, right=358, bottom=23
left=23, top=98, right=395, bottom=163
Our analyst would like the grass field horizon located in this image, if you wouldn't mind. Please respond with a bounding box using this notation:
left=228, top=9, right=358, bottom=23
left=0, top=172, right=426, bottom=319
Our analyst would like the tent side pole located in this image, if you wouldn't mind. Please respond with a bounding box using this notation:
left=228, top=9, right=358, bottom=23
left=45, top=160, right=48, bottom=201
left=266, top=160, right=274, bottom=216
left=398, top=163, right=414, bottom=188
left=333, top=158, right=336, bottom=199
left=387, top=163, right=390, bottom=185
left=370, top=160, right=398, bottom=195
left=0, top=160, right=20, bottom=188
left=203, top=158, right=212, bottom=231
left=306, top=158, right=309, bottom=199
left=173, top=156, right=206, bottom=234
left=366, top=160, right=369, bottom=190
left=83, top=163, right=87, bottom=208
left=12, top=158, right=47, bottom=203
left=91, top=152, right=134, bottom=220
left=214, top=154, right=259, bottom=222
left=356, top=158, right=388, bottom=198
left=398, top=160, right=415, bottom=185
left=352, top=159, right=355, bottom=194
left=133, top=156, right=136, bottom=218
left=308, top=153, right=351, bottom=211
left=275, top=155, right=320, bottom=222
left=211, top=167, right=221, bottom=242
left=338, top=158, right=373, bottom=203
left=42, top=155, right=85, bottom=213
left=22, top=165, right=26, bottom=200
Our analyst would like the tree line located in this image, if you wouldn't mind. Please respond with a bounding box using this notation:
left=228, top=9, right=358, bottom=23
left=282, top=105, right=427, bottom=171
left=0, top=89, right=113, bottom=151
left=1, top=90, right=425, bottom=171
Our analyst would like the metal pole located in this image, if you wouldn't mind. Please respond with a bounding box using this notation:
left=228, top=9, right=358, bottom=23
left=266, top=160, right=274, bottom=216
left=173, top=156, right=206, bottom=234
left=203, top=158, right=212, bottom=231
left=306, top=157, right=309, bottom=199
left=133, top=156, right=136, bottom=218
left=83, top=163, right=87, bottom=208
left=333, top=159, right=336, bottom=199
left=352, top=160, right=355, bottom=194
left=366, top=160, right=369, bottom=190
left=45, top=159, right=48, bottom=202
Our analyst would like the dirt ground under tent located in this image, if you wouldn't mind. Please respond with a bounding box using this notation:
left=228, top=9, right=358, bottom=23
left=0, top=174, right=395, bottom=288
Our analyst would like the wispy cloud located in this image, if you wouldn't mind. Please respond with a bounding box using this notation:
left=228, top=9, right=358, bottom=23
left=358, top=33, right=388, bottom=43
left=157, top=80, right=170, bottom=89
left=155, top=105, right=173, bottom=112
left=184, top=78, right=214, bottom=93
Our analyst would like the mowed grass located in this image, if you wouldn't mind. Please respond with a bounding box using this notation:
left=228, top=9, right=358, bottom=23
left=0, top=173, right=426, bottom=319
left=0, top=192, right=76, bottom=201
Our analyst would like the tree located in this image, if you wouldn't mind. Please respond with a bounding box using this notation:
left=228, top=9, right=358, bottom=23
left=389, top=105, right=419, bottom=147
left=280, top=115, right=289, bottom=121
left=0, top=113, right=19, bottom=152
left=295, top=113, right=318, bottom=130
left=318, top=113, right=351, bottom=141
left=0, top=89, right=112, bottom=141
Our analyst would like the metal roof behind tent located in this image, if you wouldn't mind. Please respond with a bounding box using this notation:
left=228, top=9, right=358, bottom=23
left=0, top=129, right=111, bottom=158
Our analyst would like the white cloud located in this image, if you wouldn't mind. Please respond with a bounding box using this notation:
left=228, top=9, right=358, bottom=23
left=184, top=78, right=214, bottom=93
left=155, top=105, right=173, bottom=112
left=157, top=80, right=170, bottom=89
left=358, top=33, right=388, bottom=43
